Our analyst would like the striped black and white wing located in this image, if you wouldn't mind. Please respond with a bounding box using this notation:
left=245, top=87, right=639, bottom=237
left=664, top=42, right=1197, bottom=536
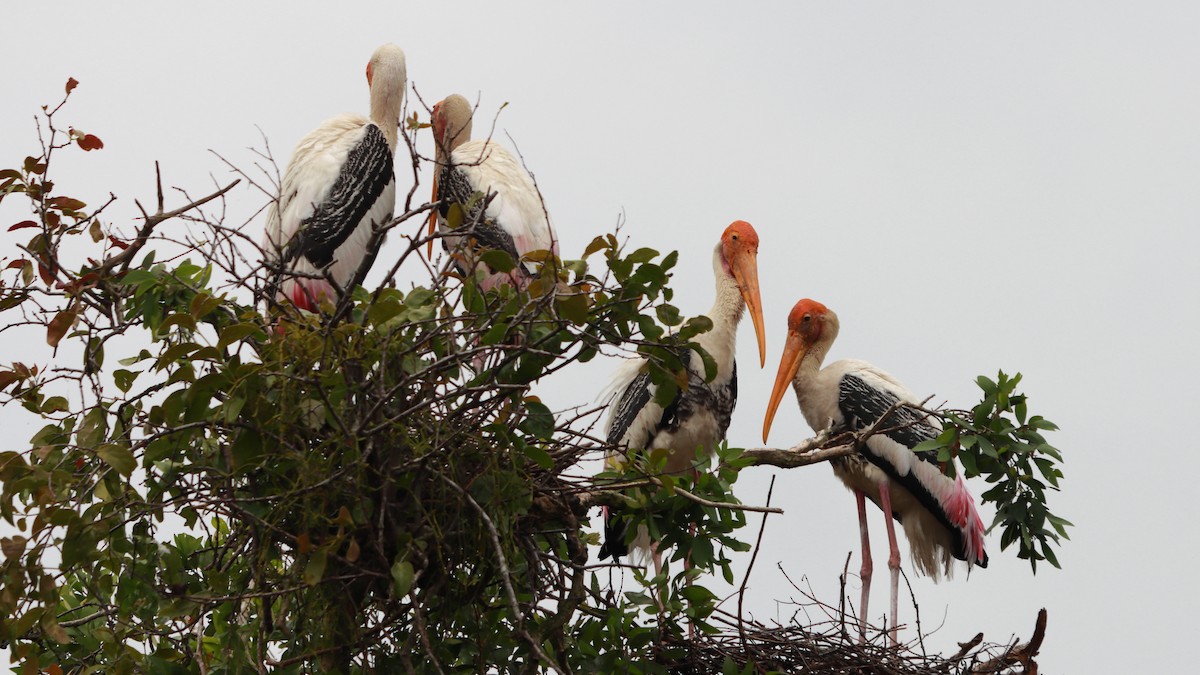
left=436, top=160, right=522, bottom=271
left=285, top=123, right=394, bottom=273
left=438, top=139, right=556, bottom=278
left=603, top=350, right=690, bottom=451
left=597, top=352, right=688, bottom=561
left=838, top=370, right=983, bottom=566
left=838, top=372, right=938, bottom=455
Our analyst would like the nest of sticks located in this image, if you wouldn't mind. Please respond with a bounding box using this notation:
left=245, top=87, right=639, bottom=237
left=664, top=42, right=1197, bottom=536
left=662, top=602, right=1047, bottom=674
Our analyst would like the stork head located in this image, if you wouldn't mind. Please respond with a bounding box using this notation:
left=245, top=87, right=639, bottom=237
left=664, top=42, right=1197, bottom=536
left=762, top=299, right=839, bottom=442
left=431, top=94, right=474, bottom=158
left=366, top=43, right=407, bottom=90
left=428, top=94, right=475, bottom=254
left=719, top=220, right=766, bottom=368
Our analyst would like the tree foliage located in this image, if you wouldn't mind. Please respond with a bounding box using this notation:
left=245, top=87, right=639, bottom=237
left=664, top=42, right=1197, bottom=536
left=0, top=83, right=1069, bottom=674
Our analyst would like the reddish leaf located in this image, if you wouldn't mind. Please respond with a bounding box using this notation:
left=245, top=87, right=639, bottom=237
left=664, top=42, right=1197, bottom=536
left=0, top=370, right=21, bottom=391
left=297, top=533, right=313, bottom=554
left=47, top=196, right=86, bottom=212
left=8, top=221, right=38, bottom=232
left=77, top=134, right=104, bottom=151
left=46, top=309, right=77, bottom=349
left=59, top=272, right=99, bottom=295
left=5, top=259, right=26, bottom=269
left=1, top=535, right=26, bottom=560
left=66, top=78, right=79, bottom=94
left=107, top=235, right=130, bottom=251
left=22, top=156, right=45, bottom=175
left=38, top=263, right=54, bottom=285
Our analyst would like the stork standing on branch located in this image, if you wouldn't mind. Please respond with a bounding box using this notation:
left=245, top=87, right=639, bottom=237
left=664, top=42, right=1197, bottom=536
left=762, top=298, right=988, bottom=646
left=263, top=43, right=407, bottom=312
left=598, top=221, right=767, bottom=569
left=428, top=94, right=558, bottom=290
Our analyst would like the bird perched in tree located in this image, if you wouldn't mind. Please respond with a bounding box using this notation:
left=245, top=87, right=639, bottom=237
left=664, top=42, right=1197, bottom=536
left=762, top=298, right=988, bottom=645
left=428, top=94, right=557, bottom=290
left=598, top=220, right=767, bottom=569
left=263, top=43, right=407, bottom=312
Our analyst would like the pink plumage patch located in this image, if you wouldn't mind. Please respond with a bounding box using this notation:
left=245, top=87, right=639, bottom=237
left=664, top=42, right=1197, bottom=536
left=944, top=476, right=988, bottom=566
left=289, top=280, right=335, bottom=313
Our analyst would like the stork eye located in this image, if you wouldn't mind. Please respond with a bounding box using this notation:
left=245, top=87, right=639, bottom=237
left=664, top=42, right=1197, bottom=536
left=731, top=233, right=739, bottom=240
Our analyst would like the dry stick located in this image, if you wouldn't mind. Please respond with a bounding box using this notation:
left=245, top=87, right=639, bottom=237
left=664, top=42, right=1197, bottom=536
left=577, top=479, right=783, bottom=516
left=408, top=589, right=449, bottom=675
left=899, top=566, right=926, bottom=656
left=104, top=164, right=240, bottom=275
left=948, top=632, right=985, bottom=665
left=738, top=475, right=776, bottom=659
left=838, top=551, right=852, bottom=642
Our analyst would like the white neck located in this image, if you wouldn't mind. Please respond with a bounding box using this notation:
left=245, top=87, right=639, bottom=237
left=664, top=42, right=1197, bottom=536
left=695, top=244, right=745, bottom=373
left=369, top=75, right=404, bottom=148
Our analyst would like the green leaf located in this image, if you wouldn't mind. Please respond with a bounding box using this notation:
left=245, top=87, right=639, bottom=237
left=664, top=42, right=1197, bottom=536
left=655, top=303, right=682, bottom=326
left=480, top=249, right=516, bottom=274
left=391, top=560, right=415, bottom=597
left=556, top=292, right=589, bottom=325
left=520, top=399, right=555, bottom=440
left=40, top=396, right=70, bottom=414
left=625, top=247, right=659, bottom=265
left=75, top=407, right=107, bottom=449
left=959, top=449, right=978, bottom=476
left=583, top=236, right=610, bottom=258
left=96, top=443, right=136, bottom=476
left=304, top=549, right=328, bottom=585
left=113, top=369, right=138, bottom=393
left=217, top=323, right=263, bottom=349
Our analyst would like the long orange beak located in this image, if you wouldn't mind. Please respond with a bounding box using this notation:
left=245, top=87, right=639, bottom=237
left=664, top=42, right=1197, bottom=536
left=426, top=173, right=438, bottom=257
left=762, top=329, right=807, bottom=443
left=730, top=250, right=766, bottom=367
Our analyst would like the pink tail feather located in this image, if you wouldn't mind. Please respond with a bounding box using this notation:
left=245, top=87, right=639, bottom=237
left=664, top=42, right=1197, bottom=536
left=943, top=475, right=988, bottom=567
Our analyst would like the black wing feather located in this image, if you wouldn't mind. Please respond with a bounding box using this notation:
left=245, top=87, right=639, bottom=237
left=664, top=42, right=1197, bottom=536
left=288, top=124, right=394, bottom=269
left=838, top=374, right=977, bottom=564
left=598, top=351, right=691, bottom=561
left=438, top=163, right=522, bottom=269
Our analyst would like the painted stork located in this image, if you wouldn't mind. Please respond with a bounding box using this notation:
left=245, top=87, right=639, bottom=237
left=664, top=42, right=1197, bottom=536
left=428, top=94, right=558, bottom=289
left=598, top=220, right=767, bottom=567
left=761, top=298, right=988, bottom=644
left=263, top=43, right=407, bottom=312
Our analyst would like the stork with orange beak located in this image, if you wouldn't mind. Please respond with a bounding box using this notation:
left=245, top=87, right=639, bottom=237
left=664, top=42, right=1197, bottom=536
left=599, top=220, right=767, bottom=567
left=762, top=299, right=988, bottom=645
left=427, top=94, right=558, bottom=289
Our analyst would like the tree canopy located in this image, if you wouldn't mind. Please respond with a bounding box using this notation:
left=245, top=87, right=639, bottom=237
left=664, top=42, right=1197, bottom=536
left=0, top=82, right=1068, bottom=674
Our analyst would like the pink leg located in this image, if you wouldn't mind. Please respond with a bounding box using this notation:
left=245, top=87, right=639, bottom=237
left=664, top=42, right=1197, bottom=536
left=877, top=481, right=902, bottom=648
left=855, top=490, right=872, bottom=642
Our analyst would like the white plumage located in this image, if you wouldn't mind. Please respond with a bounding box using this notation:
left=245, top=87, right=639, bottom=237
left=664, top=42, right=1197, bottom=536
left=598, top=221, right=767, bottom=567
left=429, top=95, right=557, bottom=289
left=763, top=298, right=987, bottom=645
left=791, top=358, right=986, bottom=579
left=263, top=44, right=406, bottom=311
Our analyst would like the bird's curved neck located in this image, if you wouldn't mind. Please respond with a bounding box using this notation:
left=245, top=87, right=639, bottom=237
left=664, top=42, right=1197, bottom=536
left=369, top=81, right=403, bottom=148
left=792, top=332, right=835, bottom=401
left=704, top=246, right=745, bottom=342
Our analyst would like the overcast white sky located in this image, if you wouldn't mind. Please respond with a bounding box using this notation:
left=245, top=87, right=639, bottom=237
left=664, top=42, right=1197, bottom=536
left=3, top=2, right=1199, bottom=671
